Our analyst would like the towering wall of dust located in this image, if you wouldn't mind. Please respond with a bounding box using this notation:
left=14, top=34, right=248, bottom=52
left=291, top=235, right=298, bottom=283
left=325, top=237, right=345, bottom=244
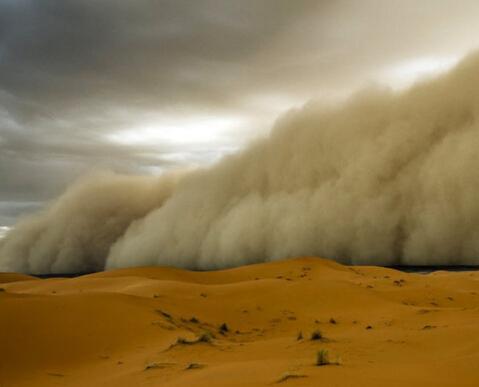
left=0, top=172, right=180, bottom=273
left=107, top=53, right=479, bottom=270
left=3, top=52, right=479, bottom=273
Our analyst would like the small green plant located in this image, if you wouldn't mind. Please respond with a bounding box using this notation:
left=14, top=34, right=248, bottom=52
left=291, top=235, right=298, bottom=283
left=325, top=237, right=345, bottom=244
left=315, top=349, right=342, bottom=366
left=316, top=349, right=330, bottom=366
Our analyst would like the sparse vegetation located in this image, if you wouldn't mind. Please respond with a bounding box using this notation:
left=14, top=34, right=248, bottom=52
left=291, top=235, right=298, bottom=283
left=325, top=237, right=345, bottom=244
left=166, top=333, right=213, bottom=351
left=144, top=363, right=161, bottom=370
left=198, top=331, right=213, bottom=343
left=316, top=349, right=330, bottom=366
left=172, top=331, right=214, bottom=348
left=144, top=362, right=174, bottom=370
left=315, top=348, right=342, bottom=367
left=310, top=330, right=323, bottom=341
left=329, top=317, right=337, bottom=324
left=219, top=322, right=229, bottom=334
left=172, top=331, right=214, bottom=346
left=276, top=372, right=307, bottom=383
left=185, top=363, right=204, bottom=370
left=156, top=309, right=171, bottom=319
left=297, top=331, right=303, bottom=340
left=316, top=349, right=332, bottom=367
left=189, top=317, right=199, bottom=323
left=176, top=337, right=190, bottom=345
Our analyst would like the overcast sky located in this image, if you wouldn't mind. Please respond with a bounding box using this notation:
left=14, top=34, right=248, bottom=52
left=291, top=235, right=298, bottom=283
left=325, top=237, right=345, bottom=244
left=1, top=0, right=479, bottom=226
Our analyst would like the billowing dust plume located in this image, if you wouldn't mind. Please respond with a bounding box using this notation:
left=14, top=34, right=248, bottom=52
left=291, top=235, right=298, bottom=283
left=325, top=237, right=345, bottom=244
left=3, top=52, right=479, bottom=273
left=0, top=172, right=181, bottom=273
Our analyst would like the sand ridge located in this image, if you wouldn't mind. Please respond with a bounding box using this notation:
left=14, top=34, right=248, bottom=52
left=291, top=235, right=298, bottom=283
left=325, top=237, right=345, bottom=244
left=1, top=257, right=479, bottom=386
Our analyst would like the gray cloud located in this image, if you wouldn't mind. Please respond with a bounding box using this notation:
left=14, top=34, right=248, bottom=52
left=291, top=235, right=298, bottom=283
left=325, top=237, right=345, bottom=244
left=0, top=0, right=320, bottom=110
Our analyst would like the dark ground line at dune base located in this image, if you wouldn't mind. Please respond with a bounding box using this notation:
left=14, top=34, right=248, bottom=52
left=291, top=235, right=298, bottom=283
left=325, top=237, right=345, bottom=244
left=23, top=265, right=479, bottom=279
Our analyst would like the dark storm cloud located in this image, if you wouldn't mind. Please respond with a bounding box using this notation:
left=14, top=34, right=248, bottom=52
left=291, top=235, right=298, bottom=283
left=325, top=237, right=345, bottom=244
left=0, top=0, right=321, bottom=111
left=0, top=0, right=325, bottom=214
left=2, top=0, right=479, bottom=116
left=1, top=0, right=479, bottom=226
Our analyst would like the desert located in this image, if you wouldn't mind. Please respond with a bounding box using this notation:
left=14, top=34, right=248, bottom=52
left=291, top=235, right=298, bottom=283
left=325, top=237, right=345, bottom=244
left=2, top=2, right=479, bottom=386
left=2, top=257, right=479, bottom=386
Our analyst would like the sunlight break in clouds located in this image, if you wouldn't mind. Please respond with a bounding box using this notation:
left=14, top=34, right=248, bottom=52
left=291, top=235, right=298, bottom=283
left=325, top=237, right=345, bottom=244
left=0, top=227, right=10, bottom=240
left=382, top=56, right=460, bottom=89
left=107, top=114, right=248, bottom=146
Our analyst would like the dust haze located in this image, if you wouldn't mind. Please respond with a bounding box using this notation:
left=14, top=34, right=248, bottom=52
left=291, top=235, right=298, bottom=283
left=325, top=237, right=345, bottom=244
left=2, top=52, right=479, bottom=273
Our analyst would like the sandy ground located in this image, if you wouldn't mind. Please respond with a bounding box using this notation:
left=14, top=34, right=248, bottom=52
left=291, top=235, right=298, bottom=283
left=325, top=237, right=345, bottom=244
left=1, top=257, right=479, bottom=386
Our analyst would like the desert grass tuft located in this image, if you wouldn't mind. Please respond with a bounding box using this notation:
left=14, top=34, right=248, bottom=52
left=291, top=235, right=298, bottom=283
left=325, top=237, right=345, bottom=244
left=219, top=323, right=229, bottom=334
left=310, top=330, right=323, bottom=341
left=316, top=349, right=330, bottom=366
left=316, top=349, right=341, bottom=366
left=198, top=331, right=214, bottom=343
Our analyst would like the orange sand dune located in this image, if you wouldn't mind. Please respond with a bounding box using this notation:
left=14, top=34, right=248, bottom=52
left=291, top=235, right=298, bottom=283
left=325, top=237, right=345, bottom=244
left=1, top=257, right=479, bottom=386
left=0, top=272, right=38, bottom=284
